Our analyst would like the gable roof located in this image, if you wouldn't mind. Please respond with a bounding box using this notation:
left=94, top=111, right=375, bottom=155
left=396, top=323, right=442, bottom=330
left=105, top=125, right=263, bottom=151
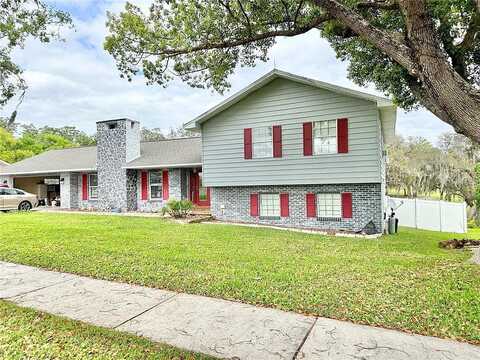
left=0, top=159, right=9, bottom=167
left=1, top=138, right=202, bottom=176
left=184, top=69, right=397, bottom=143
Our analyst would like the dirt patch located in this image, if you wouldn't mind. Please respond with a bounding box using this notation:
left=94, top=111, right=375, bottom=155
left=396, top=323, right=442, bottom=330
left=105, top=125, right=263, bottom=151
left=439, top=239, right=480, bottom=249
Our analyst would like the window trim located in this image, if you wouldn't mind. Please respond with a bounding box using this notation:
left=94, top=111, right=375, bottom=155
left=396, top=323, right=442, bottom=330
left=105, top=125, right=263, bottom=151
left=149, top=170, right=163, bottom=200
left=313, top=119, right=338, bottom=155
left=259, top=192, right=281, bottom=219
left=316, top=192, right=342, bottom=219
left=88, top=173, right=98, bottom=200
left=252, top=126, right=273, bottom=159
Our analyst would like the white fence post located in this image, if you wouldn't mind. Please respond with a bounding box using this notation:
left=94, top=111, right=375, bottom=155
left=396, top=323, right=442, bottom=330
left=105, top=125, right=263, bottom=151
left=414, top=198, right=418, bottom=229
left=439, top=201, right=443, bottom=232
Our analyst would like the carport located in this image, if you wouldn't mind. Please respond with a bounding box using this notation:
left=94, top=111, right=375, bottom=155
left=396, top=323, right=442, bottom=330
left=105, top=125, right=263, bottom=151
left=12, top=174, right=61, bottom=206
left=0, top=146, right=97, bottom=210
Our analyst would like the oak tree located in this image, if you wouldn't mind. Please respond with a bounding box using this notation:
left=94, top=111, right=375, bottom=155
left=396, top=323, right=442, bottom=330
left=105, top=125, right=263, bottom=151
left=105, top=0, right=480, bottom=142
left=0, top=0, right=71, bottom=111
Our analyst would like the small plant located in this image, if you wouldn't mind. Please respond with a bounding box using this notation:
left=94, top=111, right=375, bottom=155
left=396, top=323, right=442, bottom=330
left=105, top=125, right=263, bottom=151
left=162, top=199, right=193, bottom=218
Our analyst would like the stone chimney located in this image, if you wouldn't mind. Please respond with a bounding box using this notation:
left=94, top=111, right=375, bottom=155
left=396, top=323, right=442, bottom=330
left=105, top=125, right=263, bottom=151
left=96, top=118, right=140, bottom=211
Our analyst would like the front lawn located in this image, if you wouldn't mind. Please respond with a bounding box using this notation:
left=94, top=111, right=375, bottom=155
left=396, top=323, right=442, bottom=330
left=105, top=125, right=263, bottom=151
left=0, top=212, right=479, bottom=344
left=0, top=300, right=212, bottom=359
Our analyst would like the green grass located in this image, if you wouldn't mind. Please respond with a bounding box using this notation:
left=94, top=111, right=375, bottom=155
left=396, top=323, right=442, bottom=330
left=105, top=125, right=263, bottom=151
left=0, top=300, right=213, bottom=359
left=0, top=212, right=479, bottom=344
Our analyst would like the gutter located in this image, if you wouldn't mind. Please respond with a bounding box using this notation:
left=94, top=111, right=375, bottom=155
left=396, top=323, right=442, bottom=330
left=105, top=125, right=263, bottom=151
left=1, top=168, right=97, bottom=176
left=123, top=163, right=202, bottom=170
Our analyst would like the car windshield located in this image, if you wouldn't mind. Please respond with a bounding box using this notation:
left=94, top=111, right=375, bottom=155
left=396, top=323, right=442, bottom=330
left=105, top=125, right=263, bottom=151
left=0, top=189, right=24, bottom=195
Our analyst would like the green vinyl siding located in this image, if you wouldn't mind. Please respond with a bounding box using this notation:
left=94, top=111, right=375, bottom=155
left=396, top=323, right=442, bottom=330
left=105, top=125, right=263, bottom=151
left=201, top=78, right=381, bottom=186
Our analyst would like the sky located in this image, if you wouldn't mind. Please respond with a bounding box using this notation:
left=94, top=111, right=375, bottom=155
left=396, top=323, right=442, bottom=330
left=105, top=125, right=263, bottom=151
left=0, top=0, right=453, bottom=142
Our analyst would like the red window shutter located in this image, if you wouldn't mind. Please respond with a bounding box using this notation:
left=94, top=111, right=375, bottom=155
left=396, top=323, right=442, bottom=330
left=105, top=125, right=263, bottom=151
left=244, top=128, right=252, bottom=159
left=82, top=174, right=88, bottom=200
left=250, top=193, right=259, bottom=217
left=342, top=192, right=353, bottom=218
left=337, top=118, right=349, bottom=153
left=273, top=125, right=282, bottom=158
left=306, top=193, right=316, bottom=218
left=303, top=122, right=313, bottom=156
left=141, top=171, right=148, bottom=200
left=162, top=170, right=169, bottom=200
left=280, top=193, right=289, bottom=217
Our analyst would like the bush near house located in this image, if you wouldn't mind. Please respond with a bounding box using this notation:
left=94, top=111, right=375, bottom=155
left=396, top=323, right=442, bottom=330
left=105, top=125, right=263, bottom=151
left=0, top=212, right=479, bottom=344
left=162, top=199, right=193, bottom=218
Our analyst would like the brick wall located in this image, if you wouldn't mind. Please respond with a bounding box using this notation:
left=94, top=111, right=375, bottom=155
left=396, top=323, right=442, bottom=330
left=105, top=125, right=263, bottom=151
left=211, top=183, right=383, bottom=233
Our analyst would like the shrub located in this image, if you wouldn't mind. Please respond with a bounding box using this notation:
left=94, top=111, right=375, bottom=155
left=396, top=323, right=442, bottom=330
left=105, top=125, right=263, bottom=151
left=162, top=199, right=193, bottom=218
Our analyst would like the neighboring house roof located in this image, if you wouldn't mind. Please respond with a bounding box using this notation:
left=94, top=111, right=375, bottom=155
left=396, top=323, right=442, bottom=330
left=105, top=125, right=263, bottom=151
left=184, top=69, right=397, bottom=144
left=1, top=138, right=202, bottom=176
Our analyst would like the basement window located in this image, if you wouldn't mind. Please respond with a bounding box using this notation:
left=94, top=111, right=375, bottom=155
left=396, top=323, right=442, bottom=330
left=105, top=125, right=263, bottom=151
left=259, top=193, right=280, bottom=218
left=317, top=193, right=341, bottom=218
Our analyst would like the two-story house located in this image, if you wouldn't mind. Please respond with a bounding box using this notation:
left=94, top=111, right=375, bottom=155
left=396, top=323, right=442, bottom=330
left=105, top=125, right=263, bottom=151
left=0, top=70, right=396, bottom=233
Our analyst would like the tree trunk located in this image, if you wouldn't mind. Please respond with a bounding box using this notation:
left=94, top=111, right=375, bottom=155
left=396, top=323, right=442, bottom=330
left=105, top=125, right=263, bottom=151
left=312, top=0, right=480, bottom=143
left=399, top=0, right=480, bottom=142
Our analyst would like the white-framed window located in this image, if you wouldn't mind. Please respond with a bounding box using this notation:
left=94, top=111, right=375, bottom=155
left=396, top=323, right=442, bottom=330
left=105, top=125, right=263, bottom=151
left=253, top=126, right=273, bottom=158
left=149, top=170, right=163, bottom=199
left=88, top=174, right=98, bottom=199
left=260, top=193, right=280, bottom=217
left=317, top=193, right=341, bottom=218
left=313, top=120, right=337, bottom=154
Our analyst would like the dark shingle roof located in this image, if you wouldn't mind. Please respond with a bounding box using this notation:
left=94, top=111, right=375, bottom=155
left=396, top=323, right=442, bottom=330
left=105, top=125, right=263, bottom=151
left=126, top=137, right=202, bottom=169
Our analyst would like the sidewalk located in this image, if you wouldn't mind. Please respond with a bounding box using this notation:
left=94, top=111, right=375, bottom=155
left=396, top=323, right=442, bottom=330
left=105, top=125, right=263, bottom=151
left=1, top=261, right=479, bottom=360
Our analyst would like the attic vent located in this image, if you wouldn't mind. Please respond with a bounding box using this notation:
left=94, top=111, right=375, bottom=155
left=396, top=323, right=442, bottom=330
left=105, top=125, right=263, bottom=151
left=108, top=123, right=117, bottom=130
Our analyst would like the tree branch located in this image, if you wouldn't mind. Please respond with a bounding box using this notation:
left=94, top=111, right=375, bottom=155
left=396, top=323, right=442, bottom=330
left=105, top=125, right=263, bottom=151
left=457, top=9, right=480, bottom=52
left=357, top=1, right=399, bottom=10
left=310, top=0, right=417, bottom=74
left=236, top=0, right=253, bottom=36
left=152, top=14, right=331, bottom=56
left=294, top=0, right=305, bottom=25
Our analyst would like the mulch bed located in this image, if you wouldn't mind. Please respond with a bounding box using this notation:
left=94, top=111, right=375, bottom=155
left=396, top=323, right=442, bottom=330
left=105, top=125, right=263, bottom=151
left=439, top=239, right=480, bottom=249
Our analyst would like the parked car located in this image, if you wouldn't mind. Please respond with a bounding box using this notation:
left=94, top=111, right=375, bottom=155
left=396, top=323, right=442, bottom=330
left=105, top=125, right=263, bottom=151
left=0, top=188, right=37, bottom=211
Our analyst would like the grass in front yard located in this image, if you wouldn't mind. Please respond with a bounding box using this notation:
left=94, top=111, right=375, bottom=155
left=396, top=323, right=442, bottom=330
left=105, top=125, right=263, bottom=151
left=0, top=300, right=212, bottom=359
left=0, top=212, right=479, bottom=344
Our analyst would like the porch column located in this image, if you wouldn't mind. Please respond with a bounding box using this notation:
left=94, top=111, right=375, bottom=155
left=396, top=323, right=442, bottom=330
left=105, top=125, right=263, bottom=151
left=60, top=172, right=79, bottom=209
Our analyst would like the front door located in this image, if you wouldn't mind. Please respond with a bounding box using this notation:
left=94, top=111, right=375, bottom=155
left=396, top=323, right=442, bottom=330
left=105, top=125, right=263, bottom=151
left=190, top=170, right=210, bottom=206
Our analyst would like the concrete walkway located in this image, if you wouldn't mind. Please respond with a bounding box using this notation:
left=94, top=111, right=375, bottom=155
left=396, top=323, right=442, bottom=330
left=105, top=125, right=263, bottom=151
left=1, top=261, right=479, bottom=360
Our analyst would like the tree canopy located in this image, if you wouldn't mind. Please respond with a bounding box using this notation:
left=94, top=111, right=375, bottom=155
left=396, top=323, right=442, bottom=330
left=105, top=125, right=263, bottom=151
left=0, top=120, right=197, bottom=163
left=387, top=133, right=479, bottom=206
left=105, top=0, right=480, bottom=142
left=0, top=0, right=71, bottom=110
left=0, top=121, right=94, bottom=163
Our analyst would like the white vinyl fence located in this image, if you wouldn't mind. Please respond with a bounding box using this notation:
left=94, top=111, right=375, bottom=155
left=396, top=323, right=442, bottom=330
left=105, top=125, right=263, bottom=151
left=389, top=197, right=468, bottom=233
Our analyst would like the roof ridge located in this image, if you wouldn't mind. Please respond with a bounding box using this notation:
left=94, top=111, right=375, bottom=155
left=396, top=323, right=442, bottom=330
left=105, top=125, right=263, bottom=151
left=141, top=136, right=201, bottom=143
left=48, top=144, right=96, bottom=151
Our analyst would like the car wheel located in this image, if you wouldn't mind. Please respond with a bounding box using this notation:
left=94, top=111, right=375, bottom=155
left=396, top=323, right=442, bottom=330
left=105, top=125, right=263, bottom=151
left=18, top=201, right=32, bottom=211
